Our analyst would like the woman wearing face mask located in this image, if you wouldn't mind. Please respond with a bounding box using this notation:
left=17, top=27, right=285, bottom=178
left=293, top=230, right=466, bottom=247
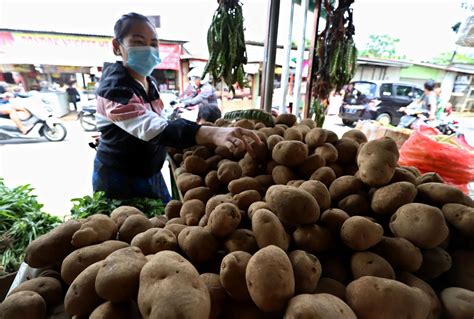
left=94, top=12, right=260, bottom=202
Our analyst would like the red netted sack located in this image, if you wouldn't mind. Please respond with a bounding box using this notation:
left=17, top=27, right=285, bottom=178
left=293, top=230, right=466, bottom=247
left=399, top=126, right=474, bottom=193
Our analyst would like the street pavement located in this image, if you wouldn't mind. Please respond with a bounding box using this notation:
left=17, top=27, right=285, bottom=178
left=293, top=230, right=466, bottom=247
left=0, top=114, right=472, bottom=218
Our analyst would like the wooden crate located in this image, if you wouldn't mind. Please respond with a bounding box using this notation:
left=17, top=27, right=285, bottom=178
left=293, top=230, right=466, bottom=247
left=355, top=120, right=412, bottom=149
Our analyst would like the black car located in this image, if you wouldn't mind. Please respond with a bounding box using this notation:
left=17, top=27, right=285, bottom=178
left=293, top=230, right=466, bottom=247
left=339, top=80, right=424, bottom=126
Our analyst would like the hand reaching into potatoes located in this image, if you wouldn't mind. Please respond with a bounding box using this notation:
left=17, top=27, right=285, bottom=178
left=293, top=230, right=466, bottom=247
left=196, top=126, right=262, bottom=157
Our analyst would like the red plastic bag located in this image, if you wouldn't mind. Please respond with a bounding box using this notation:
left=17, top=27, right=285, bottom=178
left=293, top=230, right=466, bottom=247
left=399, top=126, right=474, bottom=193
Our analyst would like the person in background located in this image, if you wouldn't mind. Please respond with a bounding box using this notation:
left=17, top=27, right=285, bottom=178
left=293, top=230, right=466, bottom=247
left=180, top=74, right=219, bottom=110
left=0, top=93, right=32, bottom=134
left=196, top=102, right=222, bottom=124
left=93, top=12, right=260, bottom=202
left=433, top=82, right=453, bottom=120
left=421, top=80, right=438, bottom=120
left=66, top=83, right=81, bottom=111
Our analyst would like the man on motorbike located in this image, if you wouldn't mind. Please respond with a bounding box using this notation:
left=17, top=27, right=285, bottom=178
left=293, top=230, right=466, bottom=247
left=0, top=93, right=32, bottom=134
left=179, top=74, right=219, bottom=110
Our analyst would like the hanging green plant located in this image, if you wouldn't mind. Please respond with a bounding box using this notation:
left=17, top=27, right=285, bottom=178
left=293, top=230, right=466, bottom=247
left=202, top=0, right=247, bottom=94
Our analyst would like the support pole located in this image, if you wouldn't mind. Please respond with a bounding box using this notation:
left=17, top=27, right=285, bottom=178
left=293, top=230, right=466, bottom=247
left=260, top=0, right=281, bottom=112
left=279, top=0, right=295, bottom=114
left=304, top=0, right=322, bottom=119
left=292, top=0, right=309, bottom=118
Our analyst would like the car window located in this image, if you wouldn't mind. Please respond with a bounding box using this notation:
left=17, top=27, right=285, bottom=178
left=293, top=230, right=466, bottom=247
left=396, top=85, right=413, bottom=97
left=413, top=88, right=424, bottom=99
left=352, top=82, right=377, bottom=99
left=380, top=84, right=393, bottom=96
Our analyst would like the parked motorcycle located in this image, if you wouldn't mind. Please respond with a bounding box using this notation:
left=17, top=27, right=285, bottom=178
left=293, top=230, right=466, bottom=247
left=79, top=105, right=97, bottom=132
left=397, top=108, right=460, bottom=136
left=0, top=93, right=67, bottom=142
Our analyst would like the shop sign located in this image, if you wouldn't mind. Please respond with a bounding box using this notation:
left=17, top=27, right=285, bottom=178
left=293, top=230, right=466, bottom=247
left=0, top=64, right=34, bottom=73
left=157, top=44, right=181, bottom=70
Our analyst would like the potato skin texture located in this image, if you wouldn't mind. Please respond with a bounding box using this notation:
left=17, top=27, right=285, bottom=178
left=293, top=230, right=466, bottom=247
left=284, top=293, right=357, bottom=319
left=289, top=250, right=322, bottom=294
left=389, top=203, right=449, bottom=249
left=72, top=214, right=117, bottom=247
left=0, top=291, right=46, bottom=319
left=200, top=273, right=228, bottom=319
left=293, top=224, right=334, bottom=253
left=372, top=237, right=422, bottom=272
left=217, top=161, right=243, bottom=184
left=350, top=252, right=395, bottom=279
left=111, top=206, right=145, bottom=228
left=223, top=229, right=258, bottom=254
left=25, top=219, right=82, bottom=269
left=340, top=216, right=383, bottom=251
left=329, top=176, right=363, bottom=202
left=95, top=247, right=148, bottom=302
left=245, top=245, right=295, bottom=312
left=252, top=209, right=290, bottom=251
left=131, top=228, right=177, bottom=254
left=314, top=277, right=347, bottom=301
left=90, top=300, right=141, bottom=319
left=447, top=250, right=474, bottom=291
left=208, top=203, right=242, bottom=238
left=180, top=199, right=206, bottom=226
left=440, top=287, right=474, bottom=319
left=220, top=251, right=252, bottom=301
left=442, top=203, right=474, bottom=237
left=310, top=166, right=337, bottom=187
left=272, top=140, right=308, bottom=167
left=165, top=200, right=182, bottom=219
left=299, top=180, right=331, bottom=211
left=266, top=185, right=320, bottom=227
left=417, top=182, right=465, bottom=207
left=61, top=240, right=128, bottom=284
left=415, top=247, right=452, bottom=280
left=371, top=181, right=417, bottom=215
left=346, top=276, right=431, bottom=319
left=118, top=214, right=153, bottom=243
left=228, top=177, right=260, bottom=194
left=10, top=276, right=63, bottom=307
left=178, top=226, right=218, bottom=264
left=305, top=128, right=327, bottom=148
left=138, top=251, right=211, bottom=319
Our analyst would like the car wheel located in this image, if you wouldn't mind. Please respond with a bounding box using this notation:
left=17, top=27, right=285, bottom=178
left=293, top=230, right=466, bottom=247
left=342, top=119, right=354, bottom=126
left=376, top=113, right=391, bottom=126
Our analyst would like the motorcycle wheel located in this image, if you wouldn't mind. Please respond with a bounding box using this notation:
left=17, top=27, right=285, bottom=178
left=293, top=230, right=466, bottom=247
left=80, top=113, right=97, bottom=132
left=376, top=113, right=392, bottom=126
left=41, top=123, right=67, bottom=142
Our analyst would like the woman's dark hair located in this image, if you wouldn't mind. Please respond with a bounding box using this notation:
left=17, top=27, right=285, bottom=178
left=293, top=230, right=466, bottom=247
left=197, top=104, right=222, bottom=123
left=114, top=12, right=154, bottom=42
left=424, top=80, right=436, bottom=91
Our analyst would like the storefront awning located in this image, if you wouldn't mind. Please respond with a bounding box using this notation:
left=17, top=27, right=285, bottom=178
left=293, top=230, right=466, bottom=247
left=0, top=30, right=182, bottom=70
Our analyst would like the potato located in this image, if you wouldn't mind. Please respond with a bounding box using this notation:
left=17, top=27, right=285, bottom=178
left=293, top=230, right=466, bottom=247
left=333, top=137, right=359, bottom=165
left=324, top=129, right=338, bottom=144
left=284, top=127, right=303, bottom=141
left=416, top=172, right=444, bottom=185
left=215, top=145, right=234, bottom=159
left=265, top=160, right=279, bottom=175
left=224, top=229, right=258, bottom=254
left=397, top=272, right=442, bottom=319
left=90, top=300, right=141, bottom=319
left=64, top=261, right=103, bottom=316
left=9, top=276, right=61, bottom=308
left=351, top=252, right=395, bottom=279
left=131, top=228, right=177, bottom=254
left=338, top=193, right=371, bottom=216
left=314, top=277, right=346, bottom=301
left=118, top=214, right=152, bottom=243
left=319, top=208, right=350, bottom=235
left=174, top=166, right=186, bottom=177
left=305, top=128, right=327, bottom=148
left=440, top=287, right=474, bottom=319
left=372, top=237, right=422, bottom=272
left=272, top=141, right=308, bottom=167
left=25, top=219, right=82, bottom=269
left=285, top=293, right=356, bottom=319
left=205, top=194, right=234, bottom=217
left=300, top=118, right=317, bottom=129
left=72, top=214, right=117, bottom=247
left=310, top=166, right=336, bottom=187
left=220, top=251, right=252, bottom=301
left=180, top=199, right=205, bottom=226
left=255, top=174, right=274, bottom=191
left=341, top=216, right=383, bottom=251
left=314, top=143, right=338, bottom=163
left=320, top=254, right=350, bottom=284
left=371, top=181, right=417, bottom=215
left=233, top=190, right=261, bottom=211
left=357, top=137, right=399, bottom=187
left=272, top=165, right=296, bottom=185
left=138, top=251, right=210, bottom=319
left=208, top=203, right=241, bottom=237
left=95, top=247, right=147, bottom=302
left=446, top=250, right=474, bottom=290
left=442, top=203, right=474, bottom=237
left=287, top=180, right=305, bottom=187
left=329, top=163, right=345, bottom=177
left=415, top=247, right=452, bottom=280
left=228, top=177, right=260, bottom=194
left=346, top=276, right=431, bottom=319
left=247, top=201, right=270, bottom=219
left=178, top=226, right=218, bottom=263
left=254, top=122, right=265, bottom=130
left=205, top=170, right=223, bottom=192
left=164, top=223, right=187, bottom=237
left=329, top=176, right=363, bottom=202
left=249, top=140, right=268, bottom=163
left=235, top=119, right=255, bottom=130
left=165, top=200, right=182, bottom=219
left=267, top=134, right=285, bottom=153
left=293, top=224, right=334, bottom=253
left=184, top=155, right=209, bottom=176
left=245, top=245, right=295, bottom=312
left=295, top=124, right=311, bottom=138
left=183, top=186, right=212, bottom=202
left=266, top=185, right=320, bottom=227
left=289, top=250, right=322, bottom=294
left=200, top=273, right=228, bottom=319
left=390, top=167, right=417, bottom=184
left=295, top=180, right=330, bottom=212
left=218, top=161, right=243, bottom=184
left=173, top=152, right=184, bottom=165
left=205, top=155, right=222, bottom=171
left=0, top=291, right=46, bottom=319
left=38, top=269, right=62, bottom=282
left=275, top=113, right=297, bottom=126
left=341, top=129, right=367, bottom=144
left=110, top=206, right=145, bottom=228
left=252, top=209, right=290, bottom=251
left=166, top=217, right=185, bottom=225
left=149, top=215, right=167, bottom=228
left=61, top=240, right=128, bottom=284
left=389, top=203, right=449, bottom=249
left=417, top=182, right=465, bottom=207
left=239, top=153, right=259, bottom=177
left=298, top=154, right=326, bottom=177
left=177, top=173, right=203, bottom=194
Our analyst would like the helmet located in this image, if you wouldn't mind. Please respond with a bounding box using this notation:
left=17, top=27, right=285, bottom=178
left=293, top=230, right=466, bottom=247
left=424, top=80, right=436, bottom=91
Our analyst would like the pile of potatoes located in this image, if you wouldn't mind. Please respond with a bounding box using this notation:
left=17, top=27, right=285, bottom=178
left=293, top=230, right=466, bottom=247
left=2, top=113, right=474, bottom=319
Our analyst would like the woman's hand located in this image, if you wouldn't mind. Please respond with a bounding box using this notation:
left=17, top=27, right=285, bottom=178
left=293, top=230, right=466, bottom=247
left=196, top=126, right=262, bottom=156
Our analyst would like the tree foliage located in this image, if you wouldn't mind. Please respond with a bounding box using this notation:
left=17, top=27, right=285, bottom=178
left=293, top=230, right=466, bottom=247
left=359, top=34, right=404, bottom=59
